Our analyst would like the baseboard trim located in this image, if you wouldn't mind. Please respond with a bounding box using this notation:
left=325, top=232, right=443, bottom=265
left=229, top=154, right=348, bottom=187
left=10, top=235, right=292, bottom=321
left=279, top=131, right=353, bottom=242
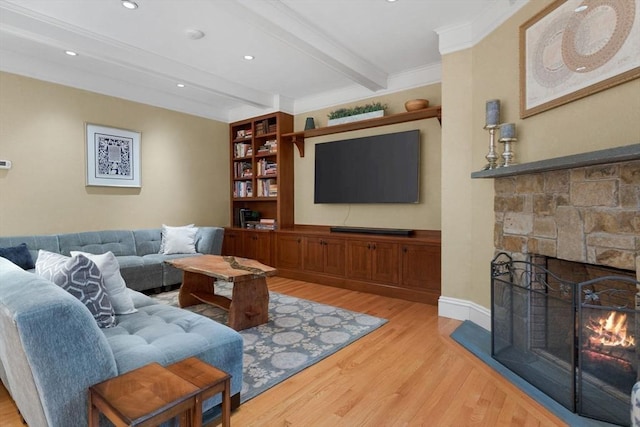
left=438, top=296, right=491, bottom=331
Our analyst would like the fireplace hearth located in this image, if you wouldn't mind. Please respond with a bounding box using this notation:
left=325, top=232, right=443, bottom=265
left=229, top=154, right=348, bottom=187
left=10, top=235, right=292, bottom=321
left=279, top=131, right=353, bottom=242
left=491, top=253, right=639, bottom=426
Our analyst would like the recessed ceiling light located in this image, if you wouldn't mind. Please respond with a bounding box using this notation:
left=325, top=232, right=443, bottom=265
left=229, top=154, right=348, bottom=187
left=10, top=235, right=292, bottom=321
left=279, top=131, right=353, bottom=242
left=184, top=29, right=205, bottom=40
left=243, top=55, right=255, bottom=61
left=122, top=1, right=138, bottom=10
left=65, top=50, right=78, bottom=56
left=574, top=5, right=588, bottom=12
left=177, top=83, right=185, bottom=88
left=386, top=0, right=398, bottom=2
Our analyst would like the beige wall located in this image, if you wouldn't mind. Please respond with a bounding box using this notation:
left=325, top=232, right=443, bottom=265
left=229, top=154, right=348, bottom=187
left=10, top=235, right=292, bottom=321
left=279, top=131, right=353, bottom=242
left=3, top=0, right=638, bottom=312
left=292, top=85, right=442, bottom=230
left=0, top=72, right=230, bottom=236
left=441, top=0, right=640, bottom=309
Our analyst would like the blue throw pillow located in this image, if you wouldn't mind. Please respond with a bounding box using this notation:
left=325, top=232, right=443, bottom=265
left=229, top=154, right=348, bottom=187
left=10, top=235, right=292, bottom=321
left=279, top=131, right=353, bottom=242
left=0, top=243, right=35, bottom=270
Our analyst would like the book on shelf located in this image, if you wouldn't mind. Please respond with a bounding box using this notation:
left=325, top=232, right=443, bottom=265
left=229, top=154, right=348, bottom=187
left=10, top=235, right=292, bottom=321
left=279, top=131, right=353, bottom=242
left=256, top=218, right=277, bottom=230
left=234, top=142, right=251, bottom=158
left=235, top=129, right=250, bottom=139
left=234, top=161, right=252, bottom=178
left=256, top=159, right=277, bottom=176
left=245, top=220, right=276, bottom=230
left=234, top=181, right=253, bottom=198
left=265, top=139, right=277, bottom=153
left=256, top=178, right=276, bottom=197
left=255, top=119, right=267, bottom=135
left=264, top=164, right=277, bottom=174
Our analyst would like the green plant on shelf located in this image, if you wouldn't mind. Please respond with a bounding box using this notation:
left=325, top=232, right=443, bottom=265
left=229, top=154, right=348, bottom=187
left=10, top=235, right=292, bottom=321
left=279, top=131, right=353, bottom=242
left=328, top=102, right=387, bottom=120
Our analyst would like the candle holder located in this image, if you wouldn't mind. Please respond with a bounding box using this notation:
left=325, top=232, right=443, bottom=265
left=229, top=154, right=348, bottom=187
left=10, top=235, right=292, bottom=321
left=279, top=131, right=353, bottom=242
left=499, top=137, right=517, bottom=167
left=483, top=124, right=499, bottom=170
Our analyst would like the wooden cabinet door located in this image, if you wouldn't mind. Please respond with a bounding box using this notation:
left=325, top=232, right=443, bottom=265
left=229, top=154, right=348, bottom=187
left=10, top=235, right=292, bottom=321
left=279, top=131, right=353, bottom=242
left=275, top=234, right=302, bottom=270
left=323, top=237, right=345, bottom=276
left=242, top=231, right=272, bottom=266
left=346, top=240, right=372, bottom=280
left=371, top=242, right=399, bottom=284
left=303, top=236, right=325, bottom=273
left=222, top=229, right=243, bottom=257
left=400, top=243, right=441, bottom=291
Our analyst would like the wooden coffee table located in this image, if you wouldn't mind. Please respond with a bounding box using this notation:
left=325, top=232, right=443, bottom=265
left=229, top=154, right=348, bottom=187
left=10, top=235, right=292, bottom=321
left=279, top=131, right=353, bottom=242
left=166, top=255, right=276, bottom=330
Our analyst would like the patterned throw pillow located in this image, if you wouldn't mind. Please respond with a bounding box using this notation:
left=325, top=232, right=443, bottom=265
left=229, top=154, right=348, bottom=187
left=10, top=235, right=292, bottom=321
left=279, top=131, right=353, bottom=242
left=70, top=251, right=137, bottom=315
left=35, top=250, right=116, bottom=328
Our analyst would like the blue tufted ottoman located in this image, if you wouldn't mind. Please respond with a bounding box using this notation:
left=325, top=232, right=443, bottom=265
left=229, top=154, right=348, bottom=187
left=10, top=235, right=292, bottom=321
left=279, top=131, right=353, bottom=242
left=101, top=290, right=243, bottom=415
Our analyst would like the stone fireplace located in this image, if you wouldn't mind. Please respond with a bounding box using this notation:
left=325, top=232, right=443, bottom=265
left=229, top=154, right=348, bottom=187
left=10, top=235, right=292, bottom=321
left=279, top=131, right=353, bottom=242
left=493, top=157, right=639, bottom=273
left=472, top=144, right=640, bottom=425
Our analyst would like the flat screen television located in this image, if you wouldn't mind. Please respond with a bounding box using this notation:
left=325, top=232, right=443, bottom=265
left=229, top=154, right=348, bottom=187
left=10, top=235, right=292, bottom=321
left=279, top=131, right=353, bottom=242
left=314, top=129, right=420, bottom=204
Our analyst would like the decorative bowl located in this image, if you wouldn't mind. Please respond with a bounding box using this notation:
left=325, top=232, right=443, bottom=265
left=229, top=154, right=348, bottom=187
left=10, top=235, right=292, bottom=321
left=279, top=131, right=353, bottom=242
left=404, top=99, right=429, bottom=111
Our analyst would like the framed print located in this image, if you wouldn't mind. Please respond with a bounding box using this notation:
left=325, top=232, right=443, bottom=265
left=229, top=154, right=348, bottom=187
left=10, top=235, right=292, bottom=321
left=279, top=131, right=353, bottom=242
left=520, top=0, right=640, bottom=118
left=86, top=124, right=141, bottom=187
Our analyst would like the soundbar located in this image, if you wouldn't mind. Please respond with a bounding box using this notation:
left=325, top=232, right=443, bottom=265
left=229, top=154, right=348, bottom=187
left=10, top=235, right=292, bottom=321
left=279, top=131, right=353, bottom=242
left=330, top=226, right=414, bottom=237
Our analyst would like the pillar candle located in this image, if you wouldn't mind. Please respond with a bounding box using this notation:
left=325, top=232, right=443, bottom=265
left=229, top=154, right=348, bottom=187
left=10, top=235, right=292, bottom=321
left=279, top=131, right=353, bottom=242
left=500, top=123, right=516, bottom=139
left=486, top=99, right=500, bottom=126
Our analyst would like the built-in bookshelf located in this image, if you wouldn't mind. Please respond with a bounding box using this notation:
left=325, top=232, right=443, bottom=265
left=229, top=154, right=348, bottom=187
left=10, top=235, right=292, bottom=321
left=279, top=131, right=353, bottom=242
left=229, top=112, right=294, bottom=229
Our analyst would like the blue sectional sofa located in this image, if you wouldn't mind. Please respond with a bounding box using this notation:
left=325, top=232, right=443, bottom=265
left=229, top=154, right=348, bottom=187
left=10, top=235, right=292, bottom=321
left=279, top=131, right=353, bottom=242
left=0, top=227, right=224, bottom=292
left=0, top=226, right=244, bottom=426
left=0, top=256, right=243, bottom=426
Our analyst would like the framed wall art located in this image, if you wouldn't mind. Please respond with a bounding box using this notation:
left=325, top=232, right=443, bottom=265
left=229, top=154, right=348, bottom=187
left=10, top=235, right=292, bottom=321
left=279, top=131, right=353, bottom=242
left=520, top=0, right=640, bottom=118
left=86, top=123, right=141, bottom=187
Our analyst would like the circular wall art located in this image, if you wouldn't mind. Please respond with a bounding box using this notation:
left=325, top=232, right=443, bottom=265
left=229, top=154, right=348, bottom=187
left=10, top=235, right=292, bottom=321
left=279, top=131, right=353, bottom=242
left=561, top=0, right=636, bottom=73
left=519, top=0, right=640, bottom=118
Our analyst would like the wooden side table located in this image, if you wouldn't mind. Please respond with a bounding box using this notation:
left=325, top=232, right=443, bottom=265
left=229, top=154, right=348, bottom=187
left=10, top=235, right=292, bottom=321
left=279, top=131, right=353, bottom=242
left=89, top=362, right=199, bottom=427
left=166, top=357, right=232, bottom=427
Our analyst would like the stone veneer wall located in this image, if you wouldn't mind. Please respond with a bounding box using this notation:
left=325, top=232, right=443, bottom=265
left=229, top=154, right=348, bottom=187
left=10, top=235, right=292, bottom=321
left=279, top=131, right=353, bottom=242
left=494, top=159, right=640, bottom=273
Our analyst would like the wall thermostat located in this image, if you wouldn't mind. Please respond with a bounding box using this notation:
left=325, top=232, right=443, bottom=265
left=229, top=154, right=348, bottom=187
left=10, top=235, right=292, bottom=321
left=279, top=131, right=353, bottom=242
left=0, top=160, right=12, bottom=169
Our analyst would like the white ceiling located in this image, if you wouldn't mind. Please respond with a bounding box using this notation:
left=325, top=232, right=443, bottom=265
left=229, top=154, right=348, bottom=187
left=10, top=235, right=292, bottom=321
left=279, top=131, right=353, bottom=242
left=0, top=0, right=526, bottom=122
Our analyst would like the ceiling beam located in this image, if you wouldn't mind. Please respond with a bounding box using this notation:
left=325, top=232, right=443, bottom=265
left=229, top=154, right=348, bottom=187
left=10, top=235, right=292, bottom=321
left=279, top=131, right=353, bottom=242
left=232, top=0, right=388, bottom=92
left=0, top=2, right=275, bottom=108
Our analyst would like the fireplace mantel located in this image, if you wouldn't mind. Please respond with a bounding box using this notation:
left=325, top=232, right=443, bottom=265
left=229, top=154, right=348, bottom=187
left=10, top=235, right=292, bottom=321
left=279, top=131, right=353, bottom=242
left=471, top=144, right=640, bottom=179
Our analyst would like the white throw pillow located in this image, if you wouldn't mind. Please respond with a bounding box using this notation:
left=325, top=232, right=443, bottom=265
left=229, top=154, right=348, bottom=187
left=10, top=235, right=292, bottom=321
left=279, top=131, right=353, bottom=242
left=159, top=224, right=198, bottom=255
left=70, top=250, right=137, bottom=314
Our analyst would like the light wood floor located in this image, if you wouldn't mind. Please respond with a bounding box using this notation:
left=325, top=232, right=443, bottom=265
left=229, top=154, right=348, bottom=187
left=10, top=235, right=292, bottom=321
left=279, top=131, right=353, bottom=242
left=0, top=277, right=566, bottom=426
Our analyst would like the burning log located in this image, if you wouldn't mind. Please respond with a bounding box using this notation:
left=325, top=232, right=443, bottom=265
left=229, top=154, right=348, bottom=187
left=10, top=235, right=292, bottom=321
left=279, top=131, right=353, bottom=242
left=586, top=312, right=635, bottom=348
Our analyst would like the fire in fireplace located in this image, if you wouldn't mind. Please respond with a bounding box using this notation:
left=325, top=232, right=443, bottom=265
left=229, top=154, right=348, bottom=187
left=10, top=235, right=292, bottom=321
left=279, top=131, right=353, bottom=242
left=586, top=311, right=635, bottom=348
left=491, top=253, right=639, bottom=426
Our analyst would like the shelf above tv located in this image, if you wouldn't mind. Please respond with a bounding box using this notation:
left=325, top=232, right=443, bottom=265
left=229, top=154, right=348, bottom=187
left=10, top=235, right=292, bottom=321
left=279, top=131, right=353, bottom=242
left=282, top=105, right=441, bottom=157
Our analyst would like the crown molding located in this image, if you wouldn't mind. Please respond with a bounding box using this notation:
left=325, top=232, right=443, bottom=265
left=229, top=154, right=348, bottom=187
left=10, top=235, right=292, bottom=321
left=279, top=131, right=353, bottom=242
left=436, top=0, right=529, bottom=55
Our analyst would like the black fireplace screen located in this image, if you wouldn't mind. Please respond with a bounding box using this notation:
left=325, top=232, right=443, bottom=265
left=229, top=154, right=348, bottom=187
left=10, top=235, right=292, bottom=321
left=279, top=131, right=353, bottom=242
left=491, top=253, right=639, bottom=426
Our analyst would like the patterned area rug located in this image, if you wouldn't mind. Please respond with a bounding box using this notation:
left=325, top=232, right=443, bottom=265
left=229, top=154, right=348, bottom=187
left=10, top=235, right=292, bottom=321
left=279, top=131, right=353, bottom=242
left=151, top=283, right=387, bottom=402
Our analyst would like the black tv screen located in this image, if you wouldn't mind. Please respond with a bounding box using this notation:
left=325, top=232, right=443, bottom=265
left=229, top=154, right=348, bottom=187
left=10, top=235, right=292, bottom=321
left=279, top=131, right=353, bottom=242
left=314, top=130, right=420, bottom=203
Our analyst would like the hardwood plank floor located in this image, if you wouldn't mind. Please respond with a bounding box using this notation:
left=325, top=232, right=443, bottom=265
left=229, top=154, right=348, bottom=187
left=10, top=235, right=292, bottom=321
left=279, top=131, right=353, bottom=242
left=0, top=277, right=566, bottom=426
